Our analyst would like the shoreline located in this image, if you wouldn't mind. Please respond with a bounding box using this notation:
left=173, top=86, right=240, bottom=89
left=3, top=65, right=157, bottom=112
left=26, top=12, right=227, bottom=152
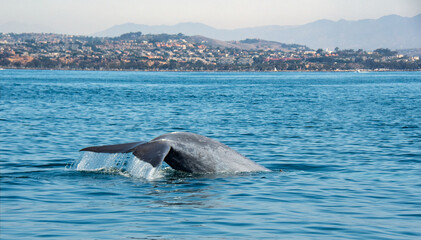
left=2, top=67, right=420, bottom=73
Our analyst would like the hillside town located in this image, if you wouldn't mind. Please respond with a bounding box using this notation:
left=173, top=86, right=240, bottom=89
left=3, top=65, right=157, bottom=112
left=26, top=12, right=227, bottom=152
left=0, top=32, right=420, bottom=71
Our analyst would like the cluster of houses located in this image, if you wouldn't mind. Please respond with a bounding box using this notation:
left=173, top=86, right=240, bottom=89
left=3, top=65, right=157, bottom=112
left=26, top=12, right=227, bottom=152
left=0, top=33, right=419, bottom=71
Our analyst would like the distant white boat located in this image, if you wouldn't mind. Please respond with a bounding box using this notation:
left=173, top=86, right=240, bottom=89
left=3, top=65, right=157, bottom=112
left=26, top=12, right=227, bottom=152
left=0, top=68, right=4, bottom=70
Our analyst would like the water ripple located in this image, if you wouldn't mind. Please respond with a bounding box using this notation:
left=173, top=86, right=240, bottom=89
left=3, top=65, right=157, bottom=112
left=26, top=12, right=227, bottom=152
left=1, top=70, right=421, bottom=239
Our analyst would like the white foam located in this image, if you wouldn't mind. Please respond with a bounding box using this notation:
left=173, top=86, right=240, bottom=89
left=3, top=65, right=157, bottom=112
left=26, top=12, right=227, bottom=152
left=71, top=152, right=162, bottom=180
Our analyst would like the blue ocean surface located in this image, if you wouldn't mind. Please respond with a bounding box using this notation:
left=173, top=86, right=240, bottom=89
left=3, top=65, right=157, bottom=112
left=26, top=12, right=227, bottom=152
left=1, top=70, right=421, bottom=239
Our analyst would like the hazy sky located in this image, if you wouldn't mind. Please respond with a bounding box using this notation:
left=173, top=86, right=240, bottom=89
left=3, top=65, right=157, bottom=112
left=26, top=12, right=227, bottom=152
left=1, top=0, right=420, bottom=34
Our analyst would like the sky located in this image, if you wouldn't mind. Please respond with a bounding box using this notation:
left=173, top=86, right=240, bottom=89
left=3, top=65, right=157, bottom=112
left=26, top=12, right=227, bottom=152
left=1, top=0, right=420, bottom=35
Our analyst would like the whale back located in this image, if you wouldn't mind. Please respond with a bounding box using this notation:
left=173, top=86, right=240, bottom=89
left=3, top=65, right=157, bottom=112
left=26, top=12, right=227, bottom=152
left=153, top=132, right=269, bottom=173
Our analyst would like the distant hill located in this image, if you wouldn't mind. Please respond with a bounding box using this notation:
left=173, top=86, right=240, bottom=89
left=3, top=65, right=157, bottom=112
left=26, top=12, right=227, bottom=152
left=187, top=35, right=307, bottom=51
left=113, top=33, right=308, bottom=51
left=398, top=48, right=421, bottom=57
left=96, top=22, right=220, bottom=39
left=95, top=14, right=421, bottom=50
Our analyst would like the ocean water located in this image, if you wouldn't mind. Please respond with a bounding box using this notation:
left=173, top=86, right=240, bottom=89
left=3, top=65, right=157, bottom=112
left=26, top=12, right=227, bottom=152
left=1, top=70, right=420, bottom=239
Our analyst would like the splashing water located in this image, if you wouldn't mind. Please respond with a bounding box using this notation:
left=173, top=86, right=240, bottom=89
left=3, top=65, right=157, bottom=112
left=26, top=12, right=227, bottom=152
left=70, top=152, right=162, bottom=180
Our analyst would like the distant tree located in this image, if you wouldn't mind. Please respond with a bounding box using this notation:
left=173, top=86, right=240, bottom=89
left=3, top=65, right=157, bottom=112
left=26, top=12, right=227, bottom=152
left=0, top=58, right=11, bottom=66
left=253, top=55, right=265, bottom=64
left=374, top=48, right=397, bottom=56
left=340, top=49, right=355, bottom=55
left=240, top=38, right=260, bottom=44
left=117, top=32, right=143, bottom=40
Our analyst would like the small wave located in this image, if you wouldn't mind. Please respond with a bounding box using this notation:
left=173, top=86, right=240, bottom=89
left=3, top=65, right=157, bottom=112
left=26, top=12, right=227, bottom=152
left=70, top=152, right=162, bottom=180
left=266, top=162, right=342, bottom=172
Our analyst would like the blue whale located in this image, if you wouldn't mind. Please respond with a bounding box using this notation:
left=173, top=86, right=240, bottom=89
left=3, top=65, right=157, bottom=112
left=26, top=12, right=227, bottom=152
left=80, top=132, right=270, bottom=173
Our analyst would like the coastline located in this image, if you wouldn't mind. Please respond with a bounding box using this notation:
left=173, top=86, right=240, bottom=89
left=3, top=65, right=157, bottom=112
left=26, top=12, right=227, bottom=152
left=2, top=33, right=420, bottom=73
left=2, top=67, right=420, bottom=73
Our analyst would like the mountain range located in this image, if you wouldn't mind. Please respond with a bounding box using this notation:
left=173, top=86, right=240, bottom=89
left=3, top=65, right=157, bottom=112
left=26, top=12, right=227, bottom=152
left=1, top=14, right=420, bottom=50
left=94, top=14, right=421, bottom=50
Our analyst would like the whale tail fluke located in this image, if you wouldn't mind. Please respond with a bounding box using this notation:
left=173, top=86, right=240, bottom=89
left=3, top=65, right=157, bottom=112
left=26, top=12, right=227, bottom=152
left=80, top=141, right=171, bottom=168
left=132, top=142, right=171, bottom=167
left=80, top=141, right=146, bottom=153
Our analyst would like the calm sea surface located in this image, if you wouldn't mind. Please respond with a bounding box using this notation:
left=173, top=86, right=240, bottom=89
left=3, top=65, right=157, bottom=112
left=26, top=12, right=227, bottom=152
left=1, top=70, right=421, bottom=239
